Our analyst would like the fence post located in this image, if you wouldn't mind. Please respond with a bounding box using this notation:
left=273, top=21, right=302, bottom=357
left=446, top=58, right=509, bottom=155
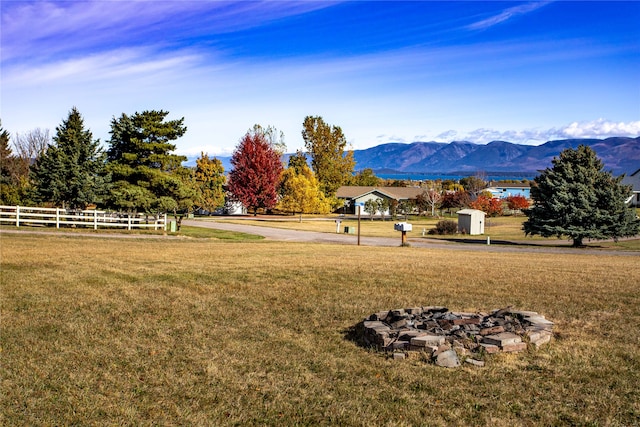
left=127, top=215, right=132, bottom=230
left=93, top=210, right=98, bottom=230
left=56, top=208, right=60, bottom=228
left=16, top=206, right=20, bottom=227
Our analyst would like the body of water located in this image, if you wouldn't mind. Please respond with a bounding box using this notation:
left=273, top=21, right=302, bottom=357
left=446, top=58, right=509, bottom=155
left=377, top=172, right=537, bottom=182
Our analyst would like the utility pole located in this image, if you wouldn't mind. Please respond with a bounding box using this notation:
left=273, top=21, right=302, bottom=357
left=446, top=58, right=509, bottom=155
left=357, top=205, right=361, bottom=246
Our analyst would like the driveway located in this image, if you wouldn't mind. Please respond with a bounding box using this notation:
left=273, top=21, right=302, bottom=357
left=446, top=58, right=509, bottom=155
left=182, top=219, right=639, bottom=256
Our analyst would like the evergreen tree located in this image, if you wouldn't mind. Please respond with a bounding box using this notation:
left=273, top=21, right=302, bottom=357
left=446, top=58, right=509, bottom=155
left=0, top=122, right=20, bottom=205
left=523, top=145, right=639, bottom=246
left=194, top=152, right=226, bottom=213
left=31, top=108, right=106, bottom=209
left=227, top=126, right=283, bottom=215
left=302, top=116, right=355, bottom=200
left=105, top=110, right=195, bottom=215
left=0, top=123, right=11, bottom=176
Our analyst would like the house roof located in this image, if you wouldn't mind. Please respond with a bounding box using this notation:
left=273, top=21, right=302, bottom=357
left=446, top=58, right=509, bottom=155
left=336, top=186, right=423, bottom=200
left=457, top=209, right=486, bottom=216
left=621, top=169, right=640, bottom=192
left=487, top=183, right=531, bottom=189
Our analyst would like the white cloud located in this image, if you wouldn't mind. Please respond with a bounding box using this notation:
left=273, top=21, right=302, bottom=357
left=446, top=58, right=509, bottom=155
left=466, top=1, right=552, bottom=31
left=447, top=120, right=640, bottom=145
left=560, top=119, right=640, bottom=139
left=1, top=1, right=341, bottom=62
left=374, top=134, right=407, bottom=145
left=435, top=130, right=458, bottom=142
left=3, top=48, right=203, bottom=87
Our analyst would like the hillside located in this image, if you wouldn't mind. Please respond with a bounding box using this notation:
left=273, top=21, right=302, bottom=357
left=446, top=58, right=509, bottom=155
left=352, top=137, right=640, bottom=176
left=189, top=136, right=639, bottom=176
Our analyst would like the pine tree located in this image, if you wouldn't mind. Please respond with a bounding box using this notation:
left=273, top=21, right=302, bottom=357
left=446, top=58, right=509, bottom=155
left=0, top=122, right=20, bottom=205
left=105, top=110, right=195, bottom=215
left=227, top=127, right=283, bottom=215
left=0, top=123, right=11, bottom=176
left=523, top=145, right=639, bottom=246
left=31, top=108, right=106, bottom=209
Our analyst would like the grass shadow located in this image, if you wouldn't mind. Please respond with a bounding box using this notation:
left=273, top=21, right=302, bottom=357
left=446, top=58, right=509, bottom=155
left=341, top=321, right=369, bottom=349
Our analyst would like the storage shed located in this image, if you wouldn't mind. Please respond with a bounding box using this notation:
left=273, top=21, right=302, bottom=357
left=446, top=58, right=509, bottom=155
left=457, top=209, right=486, bottom=235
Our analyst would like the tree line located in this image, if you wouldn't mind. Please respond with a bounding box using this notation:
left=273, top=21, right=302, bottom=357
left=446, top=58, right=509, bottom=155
left=0, top=109, right=366, bottom=224
left=2, top=108, right=637, bottom=245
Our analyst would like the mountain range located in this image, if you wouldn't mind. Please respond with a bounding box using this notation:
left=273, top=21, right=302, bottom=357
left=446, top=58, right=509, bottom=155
left=193, top=136, right=639, bottom=177
left=351, top=137, right=640, bottom=176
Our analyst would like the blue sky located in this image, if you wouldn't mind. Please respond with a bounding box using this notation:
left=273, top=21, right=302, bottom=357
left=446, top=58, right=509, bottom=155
left=2, top=1, right=639, bottom=157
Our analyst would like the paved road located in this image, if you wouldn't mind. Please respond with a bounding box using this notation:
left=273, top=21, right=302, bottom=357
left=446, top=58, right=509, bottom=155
left=182, top=219, right=639, bottom=256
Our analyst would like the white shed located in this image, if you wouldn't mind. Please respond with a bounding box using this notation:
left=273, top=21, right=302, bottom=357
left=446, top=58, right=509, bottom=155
left=457, top=209, right=486, bottom=235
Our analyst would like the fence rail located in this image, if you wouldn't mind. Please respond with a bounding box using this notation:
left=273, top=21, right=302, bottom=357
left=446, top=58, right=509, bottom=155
left=0, top=206, right=167, bottom=231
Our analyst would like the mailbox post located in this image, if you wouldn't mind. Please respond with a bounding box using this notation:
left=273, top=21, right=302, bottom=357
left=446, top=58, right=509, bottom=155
left=394, top=222, right=412, bottom=246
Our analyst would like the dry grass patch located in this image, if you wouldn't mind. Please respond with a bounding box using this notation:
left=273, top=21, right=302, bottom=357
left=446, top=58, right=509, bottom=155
left=212, top=215, right=640, bottom=249
left=1, top=233, right=639, bottom=425
left=210, top=215, right=528, bottom=239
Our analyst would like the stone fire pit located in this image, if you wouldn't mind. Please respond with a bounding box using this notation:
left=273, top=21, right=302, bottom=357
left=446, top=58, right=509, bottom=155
left=358, top=306, right=553, bottom=367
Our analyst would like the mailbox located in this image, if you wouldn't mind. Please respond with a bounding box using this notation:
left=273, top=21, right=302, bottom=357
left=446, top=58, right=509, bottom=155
left=394, top=222, right=412, bottom=232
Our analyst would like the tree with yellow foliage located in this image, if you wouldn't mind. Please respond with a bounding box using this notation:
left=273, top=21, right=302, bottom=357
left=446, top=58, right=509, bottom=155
left=194, top=152, right=226, bottom=213
left=277, top=152, right=331, bottom=221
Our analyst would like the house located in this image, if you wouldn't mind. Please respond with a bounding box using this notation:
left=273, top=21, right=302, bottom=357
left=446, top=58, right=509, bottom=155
left=621, top=169, right=640, bottom=207
left=485, top=183, right=531, bottom=199
left=457, top=209, right=485, bottom=235
left=224, top=200, right=247, bottom=215
left=335, top=186, right=424, bottom=215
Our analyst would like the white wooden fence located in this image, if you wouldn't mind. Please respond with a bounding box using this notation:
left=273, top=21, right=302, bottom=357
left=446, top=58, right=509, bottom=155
left=0, top=205, right=167, bottom=230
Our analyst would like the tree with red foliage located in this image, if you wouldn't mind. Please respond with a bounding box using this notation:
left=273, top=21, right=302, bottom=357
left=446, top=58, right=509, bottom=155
left=505, top=195, right=529, bottom=215
left=469, top=194, right=504, bottom=217
left=228, top=127, right=283, bottom=215
left=440, top=190, right=470, bottom=215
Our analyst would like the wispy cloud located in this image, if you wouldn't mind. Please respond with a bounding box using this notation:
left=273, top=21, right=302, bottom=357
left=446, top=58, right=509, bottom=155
left=436, top=120, right=640, bottom=145
left=3, top=47, right=203, bottom=87
left=466, top=1, right=552, bottom=31
left=1, top=1, right=341, bottom=63
left=2, top=1, right=636, bottom=157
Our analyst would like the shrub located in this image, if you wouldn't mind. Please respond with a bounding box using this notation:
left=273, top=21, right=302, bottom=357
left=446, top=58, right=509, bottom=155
left=428, top=219, right=458, bottom=235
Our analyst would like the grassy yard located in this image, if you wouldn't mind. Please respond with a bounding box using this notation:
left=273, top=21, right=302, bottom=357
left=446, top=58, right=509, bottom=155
left=204, top=214, right=532, bottom=239
left=205, top=214, right=640, bottom=250
left=1, top=232, right=639, bottom=425
left=0, top=224, right=263, bottom=241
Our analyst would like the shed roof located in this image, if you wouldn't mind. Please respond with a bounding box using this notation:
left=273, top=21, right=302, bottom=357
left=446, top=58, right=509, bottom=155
left=457, top=209, right=486, bottom=216
left=336, top=186, right=423, bottom=200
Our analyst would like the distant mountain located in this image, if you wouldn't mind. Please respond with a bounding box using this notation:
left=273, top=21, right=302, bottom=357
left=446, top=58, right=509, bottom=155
left=353, top=142, right=445, bottom=171
left=406, top=141, right=480, bottom=172
left=185, top=136, right=639, bottom=177
left=352, top=137, right=640, bottom=176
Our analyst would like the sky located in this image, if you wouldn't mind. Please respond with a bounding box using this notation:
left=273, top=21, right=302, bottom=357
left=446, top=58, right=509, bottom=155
left=2, top=0, right=639, bottom=158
